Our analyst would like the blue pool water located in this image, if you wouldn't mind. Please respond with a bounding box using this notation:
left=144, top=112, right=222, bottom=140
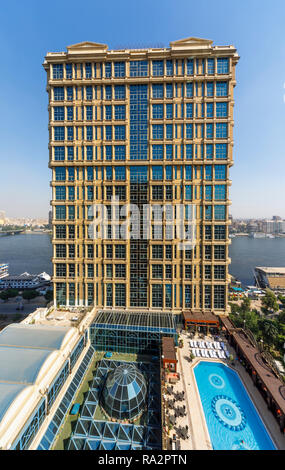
left=193, top=361, right=276, bottom=450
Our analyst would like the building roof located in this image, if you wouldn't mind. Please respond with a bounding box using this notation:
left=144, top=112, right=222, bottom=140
left=0, top=323, right=80, bottom=448
left=93, top=310, right=177, bottom=334
left=162, top=337, right=177, bottom=362
left=220, top=317, right=285, bottom=416
left=0, top=383, right=28, bottom=423
left=256, top=267, right=285, bottom=275
left=183, top=311, right=219, bottom=325
left=0, top=324, right=72, bottom=350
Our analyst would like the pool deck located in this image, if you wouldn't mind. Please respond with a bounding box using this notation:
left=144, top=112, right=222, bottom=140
left=173, top=332, right=285, bottom=451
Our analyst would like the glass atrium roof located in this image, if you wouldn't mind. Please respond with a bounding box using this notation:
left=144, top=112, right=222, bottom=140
left=102, top=363, right=147, bottom=420
left=93, top=310, right=177, bottom=335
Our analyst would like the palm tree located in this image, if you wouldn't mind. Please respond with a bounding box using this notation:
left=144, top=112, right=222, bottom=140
left=258, top=318, right=278, bottom=347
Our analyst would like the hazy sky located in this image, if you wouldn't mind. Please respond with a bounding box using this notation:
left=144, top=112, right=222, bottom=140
left=0, top=0, right=284, bottom=219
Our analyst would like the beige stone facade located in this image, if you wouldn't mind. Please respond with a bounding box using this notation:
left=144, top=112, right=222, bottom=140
left=43, top=37, right=239, bottom=315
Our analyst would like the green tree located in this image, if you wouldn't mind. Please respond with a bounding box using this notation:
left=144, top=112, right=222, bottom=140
left=258, top=318, right=279, bottom=346
left=261, top=289, right=279, bottom=313
left=0, top=291, right=10, bottom=302
left=22, top=290, right=38, bottom=302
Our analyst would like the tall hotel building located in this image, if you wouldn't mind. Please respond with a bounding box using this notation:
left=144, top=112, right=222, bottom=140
left=44, top=37, right=239, bottom=317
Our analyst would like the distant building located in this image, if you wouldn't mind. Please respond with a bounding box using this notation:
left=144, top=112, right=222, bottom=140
left=0, top=264, right=9, bottom=279
left=255, top=267, right=285, bottom=292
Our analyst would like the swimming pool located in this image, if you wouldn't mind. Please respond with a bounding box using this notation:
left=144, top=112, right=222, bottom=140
left=193, top=361, right=276, bottom=450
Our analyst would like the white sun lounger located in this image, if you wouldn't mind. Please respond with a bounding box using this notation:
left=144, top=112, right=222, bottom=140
left=217, top=350, right=226, bottom=359
left=208, top=350, right=218, bottom=358
left=213, top=342, right=221, bottom=350
left=205, top=341, right=214, bottom=349
left=201, top=349, right=210, bottom=358
left=190, top=340, right=195, bottom=348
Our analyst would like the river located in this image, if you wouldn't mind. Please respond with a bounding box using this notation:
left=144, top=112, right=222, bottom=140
left=0, top=233, right=285, bottom=286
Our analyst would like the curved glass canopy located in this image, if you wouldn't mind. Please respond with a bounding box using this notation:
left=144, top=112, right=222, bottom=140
left=101, top=364, right=147, bottom=420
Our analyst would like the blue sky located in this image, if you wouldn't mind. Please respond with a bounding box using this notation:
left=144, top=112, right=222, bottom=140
left=0, top=0, right=284, bottom=219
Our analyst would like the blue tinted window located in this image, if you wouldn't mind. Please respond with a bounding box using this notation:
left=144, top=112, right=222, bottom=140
left=207, top=58, right=215, bottom=74
left=55, top=187, right=66, bottom=200
left=105, top=126, right=112, bottom=140
left=55, top=168, right=65, bottom=181
left=216, top=81, right=228, bottom=97
left=53, top=64, right=63, bottom=79
left=216, top=102, right=228, bottom=117
left=152, top=84, right=163, bottom=99
left=185, top=166, right=192, bottom=180
left=216, top=143, right=227, bottom=159
left=67, top=147, right=74, bottom=161
left=186, top=83, right=193, bottom=97
left=115, top=167, right=126, bottom=180
left=214, top=205, right=226, bottom=220
left=152, top=166, right=163, bottom=180
left=86, top=146, right=93, bottom=161
left=53, top=87, right=64, bottom=101
left=206, top=82, right=214, bottom=97
left=86, top=126, right=93, bottom=140
left=105, top=62, right=111, bottom=78
left=206, top=144, right=213, bottom=160
left=55, top=206, right=66, bottom=219
left=205, top=165, right=212, bottom=180
left=166, top=84, right=173, bottom=98
left=215, top=185, right=226, bottom=200
left=166, top=103, right=173, bottom=119
left=115, top=145, right=126, bottom=160
left=207, top=102, right=214, bottom=118
left=166, top=124, right=173, bottom=139
left=185, top=144, right=193, bottom=160
left=130, top=166, right=148, bottom=182
left=206, top=123, right=214, bottom=139
left=205, top=185, right=212, bottom=200
left=54, top=127, right=65, bottom=141
left=185, top=124, right=193, bottom=139
left=186, top=103, right=193, bottom=118
left=67, top=107, right=73, bottom=121
left=130, top=61, right=148, bottom=77
left=114, top=85, right=126, bottom=100
left=186, top=59, right=194, bottom=75
left=114, top=105, right=126, bottom=120
left=217, top=58, right=229, bottom=74
left=105, top=85, right=112, bottom=100
left=66, top=64, right=72, bottom=79
left=185, top=185, right=192, bottom=200
left=114, top=62, right=125, bottom=78
left=216, top=123, right=228, bottom=139
left=54, top=107, right=64, bottom=121
left=215, top=165, right=226, bottom=180
left=152, top=104, right=163, bottom=119
left=166, top=60, right=173, bottom=76
left=152, top=60, right=164, bottom=76
left=152, top=124, right=163, bottom=140
left=114, top=125, right=126, bottom=140
left=54, top=147, right=65, bottom=161
left=166, top=145, right=173, bottom=160
left=67, top=87, right=73, bottom=101
left=105, top=145, right=112, bottom=160
left=105, top=105, right=112, bottom=120
left=152, top=145, right=163, bottom=160
left=86, top=86, right=92, bottom=100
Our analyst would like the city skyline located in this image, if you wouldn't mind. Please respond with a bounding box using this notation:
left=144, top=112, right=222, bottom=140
left=0, top=0, right=285, bottom=219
